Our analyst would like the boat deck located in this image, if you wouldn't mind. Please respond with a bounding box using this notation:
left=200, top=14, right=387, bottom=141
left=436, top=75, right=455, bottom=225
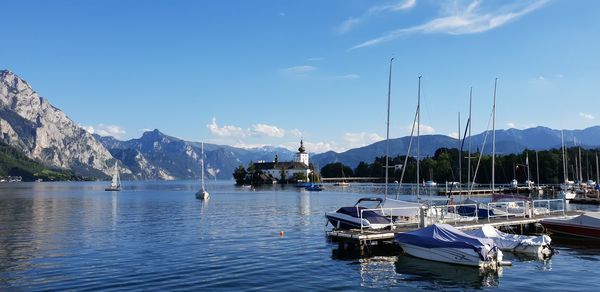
left=327, top=211, right=582, bottom=255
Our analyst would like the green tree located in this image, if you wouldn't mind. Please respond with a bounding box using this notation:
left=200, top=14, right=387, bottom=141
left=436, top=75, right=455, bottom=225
left=233, top=164, right=247, bottom=185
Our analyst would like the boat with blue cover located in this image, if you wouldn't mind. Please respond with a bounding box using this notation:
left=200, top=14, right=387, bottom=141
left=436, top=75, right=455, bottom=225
left=394, top=223, right=502, bottom=268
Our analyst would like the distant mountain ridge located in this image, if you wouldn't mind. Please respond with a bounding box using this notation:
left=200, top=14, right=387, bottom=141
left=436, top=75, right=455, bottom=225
left=312, top=126, right=600, bottom=168
left=95, top=129, right=296, bottom=180
left=3, top=69, right=600, bottom=180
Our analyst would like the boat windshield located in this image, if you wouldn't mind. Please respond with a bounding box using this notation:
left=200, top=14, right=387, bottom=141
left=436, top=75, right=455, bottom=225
left=354, top=198, right=383, bottom=209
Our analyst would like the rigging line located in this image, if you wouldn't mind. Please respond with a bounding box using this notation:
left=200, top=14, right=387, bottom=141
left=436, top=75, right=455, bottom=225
left=469, top=103, right=495, bottom=195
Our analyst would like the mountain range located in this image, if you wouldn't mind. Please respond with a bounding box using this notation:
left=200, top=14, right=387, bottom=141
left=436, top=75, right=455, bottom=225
left=1, top=69, right=599, bottom=180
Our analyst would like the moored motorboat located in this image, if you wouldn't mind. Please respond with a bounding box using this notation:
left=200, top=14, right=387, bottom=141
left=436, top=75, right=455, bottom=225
left=325, top=198, right=391, bottom=230
left=466, top=224, right=552, bottom=257
left=541, top=212, right=600, bottom=239
left=394, top=223, right=502, bottom=269
left=305, top=184, right=323, bottom=191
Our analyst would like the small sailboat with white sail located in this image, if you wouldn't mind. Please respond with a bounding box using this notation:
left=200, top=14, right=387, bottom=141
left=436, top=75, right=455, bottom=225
left=105, top=161, right=122, bottom=191
left=196, top=142, right=210, bottom=200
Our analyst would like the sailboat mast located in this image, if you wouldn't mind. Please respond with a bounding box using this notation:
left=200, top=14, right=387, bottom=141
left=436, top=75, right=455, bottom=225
left=384, top=58, right=394, bottom=198
left=467, top=87, right=472, bottom=199
left=578, top=144, right=583, bottom=183
left=596, top=152, right=600, bottom=184
left=458, top=112, right=461, bottom=191
left=201, top=142, right=205, bottom=191
left=536, top=150, right=540, bottom=188
left=491, top=78, right=497, bottom=193
left=526, top=152, right=531, bottom=186
left=416, top=76, right=422, bottom=200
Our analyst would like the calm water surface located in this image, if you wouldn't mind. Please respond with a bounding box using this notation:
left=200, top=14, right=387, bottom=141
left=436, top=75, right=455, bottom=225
left=1, top=181, right=599, bottom=291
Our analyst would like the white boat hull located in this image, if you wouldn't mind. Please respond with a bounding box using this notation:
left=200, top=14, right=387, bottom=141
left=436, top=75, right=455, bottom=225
left=196, top=191, right=210, bottom=200
left=325, top=212, right=389, bottom=230
left=398, top=242, right=496, bottom=268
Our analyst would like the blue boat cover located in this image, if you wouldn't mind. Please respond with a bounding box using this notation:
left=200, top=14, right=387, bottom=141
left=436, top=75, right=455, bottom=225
left=395, top=223, right=497, bottom=260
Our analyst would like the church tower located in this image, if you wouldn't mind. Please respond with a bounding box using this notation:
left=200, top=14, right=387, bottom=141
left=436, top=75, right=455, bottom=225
left=294, top=139, right=309, bottom=166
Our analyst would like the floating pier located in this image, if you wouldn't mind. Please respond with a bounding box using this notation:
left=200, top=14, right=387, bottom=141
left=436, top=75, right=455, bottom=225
left=327, top=210, right=582, bottom=256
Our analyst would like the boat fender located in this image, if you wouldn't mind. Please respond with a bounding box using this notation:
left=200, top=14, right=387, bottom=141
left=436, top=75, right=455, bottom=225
left=499, top=260, right=513, bottom=266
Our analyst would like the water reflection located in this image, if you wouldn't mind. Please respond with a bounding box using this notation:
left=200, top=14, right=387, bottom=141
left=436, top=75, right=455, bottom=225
left=394, top=255, right=501, bottom=289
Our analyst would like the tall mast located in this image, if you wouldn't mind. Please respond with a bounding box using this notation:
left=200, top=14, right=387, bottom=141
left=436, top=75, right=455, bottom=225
left=416, top=76, right=422, bottom=200
left=201, top=142, right=205, bottom=191
left=536, top=150, right=540, bottom=188
left=526, top=152, right=531, bottom=187
left=467, top=87, right=472, bottom=198
left=579, top=144, right=583, bottom=183
left=384, top=58, right=394, bottom=198
left=561, top=131, right=567, bottom=182
left=491, top=78, right=497, bottom=193
left=596, top=152, right=600, bottom=184
left=458, top=112, right=461, bottom=191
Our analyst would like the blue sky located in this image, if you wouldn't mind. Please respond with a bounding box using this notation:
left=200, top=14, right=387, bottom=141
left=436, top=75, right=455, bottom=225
left=2, top=0, right=599, bottom=153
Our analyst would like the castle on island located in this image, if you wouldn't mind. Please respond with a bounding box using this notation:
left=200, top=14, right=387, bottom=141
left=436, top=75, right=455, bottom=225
left=253, top=140, right=312, bottom=183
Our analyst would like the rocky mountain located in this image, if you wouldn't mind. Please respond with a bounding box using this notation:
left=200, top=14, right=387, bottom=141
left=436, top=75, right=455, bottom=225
left=0, top=70, right=124, bottom=177
left=312, top=126, right=600, bottom=168
left=95, top=129, right=296, bottom=180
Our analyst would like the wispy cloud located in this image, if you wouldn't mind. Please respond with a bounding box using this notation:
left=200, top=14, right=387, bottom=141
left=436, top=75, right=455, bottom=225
left=507, top=122, right=516, bottom=128
left=281, top=65, right=316, bottom=74
left=351, top=0, right=549, bottom=49
left=334, top=74, right=360, bottom=80
left=580, top=112, right=595, bottom=121
left=82, top=123, right=127, bottom=139
left=338, top=0, right=417, bottom=34
left=307, top=57, right=324, bottom=61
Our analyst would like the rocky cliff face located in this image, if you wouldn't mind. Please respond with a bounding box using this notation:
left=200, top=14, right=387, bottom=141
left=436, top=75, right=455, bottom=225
left=0, top=70, right=125, bottom=177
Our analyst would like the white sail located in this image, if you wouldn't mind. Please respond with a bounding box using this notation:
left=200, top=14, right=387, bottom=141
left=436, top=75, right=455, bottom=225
left=106, top=161, right=121, bottom=191
left=196, top=142, right=210, bottom=200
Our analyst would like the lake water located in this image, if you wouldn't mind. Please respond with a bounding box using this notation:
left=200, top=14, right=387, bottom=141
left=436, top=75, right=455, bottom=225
left=1, top=181, right=599, bottom=291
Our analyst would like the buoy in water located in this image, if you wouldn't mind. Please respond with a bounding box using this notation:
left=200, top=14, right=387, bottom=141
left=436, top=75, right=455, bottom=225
left=279, top=230, right=284, bottom=237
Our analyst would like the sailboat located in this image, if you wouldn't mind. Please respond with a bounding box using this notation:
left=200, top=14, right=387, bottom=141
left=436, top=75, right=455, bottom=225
left=560, top=131, right=576, bottom=200
left=105, top=161, right=121, bottom=191
left=333, top=163, right=349, bottom=187
left=196, top=142, right=210, bottom=200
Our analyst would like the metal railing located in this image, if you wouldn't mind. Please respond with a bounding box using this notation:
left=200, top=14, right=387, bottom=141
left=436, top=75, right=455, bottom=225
left=427, top=203, right=479, bottom=225
left=359, top=206, right=422, bottom=232
left=532, top=199, right=565, bottom=217
left=486, top=201, right=526, bottom=221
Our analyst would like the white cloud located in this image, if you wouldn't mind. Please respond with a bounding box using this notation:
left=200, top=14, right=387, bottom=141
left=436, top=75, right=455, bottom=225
left=449, top=132, right=459, bottom=139
left=507, top=122, right=516, bottom=128
left=82, top=124, right=127, bottom=139
left=351, top=0, right=549, bottom=49
left=307, top=57, right=324, bottom=61
left=407, top=124, right=436, bottom=134
left=253, top=123, right=286, bottom=138
left=537, top=76, right=545, bottom=81
left=281, top=65, right=316, bottom=74
left=580, top=112, right=595, bottom=121
left=338, top=0, right=417, bottom=33
left=207, top=117, right=248, bottom=137
left=344, top=132, right=385, bottom=149
left=289, top=128, right=303, bottom=137
left=305, top=141, right=337, bottom=153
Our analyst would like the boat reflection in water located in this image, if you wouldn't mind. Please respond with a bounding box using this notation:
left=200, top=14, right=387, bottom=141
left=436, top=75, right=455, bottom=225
left=333, top=251, right=501, bottom=289
left=394, top=255, right=501, bottom=289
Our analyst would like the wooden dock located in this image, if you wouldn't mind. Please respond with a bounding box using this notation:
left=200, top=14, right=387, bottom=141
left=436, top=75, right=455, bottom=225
left=438, top=189, right=495, bottom=196
left=327, top=211, right=582, bottom=256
